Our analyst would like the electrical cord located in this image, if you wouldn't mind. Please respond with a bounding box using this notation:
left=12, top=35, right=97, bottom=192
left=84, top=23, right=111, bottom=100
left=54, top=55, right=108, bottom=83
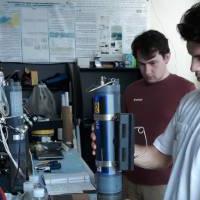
left=0, top=124, right=8, bottom=142
left=12, top=133, right=23, bottom=188
left=29, top=149, right=34, bottom=175
left=134, top=126, right=148, bottom=159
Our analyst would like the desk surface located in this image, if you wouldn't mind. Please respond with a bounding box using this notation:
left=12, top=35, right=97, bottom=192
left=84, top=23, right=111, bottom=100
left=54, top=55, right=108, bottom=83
left=34, top=149, right=126, bottom=200
left=34, top=148, right=94, bottom=180
left=33, top=148, right=95, bottom=195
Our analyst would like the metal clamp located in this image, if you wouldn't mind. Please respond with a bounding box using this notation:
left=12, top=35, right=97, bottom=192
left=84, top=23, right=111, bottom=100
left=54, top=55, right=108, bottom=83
left=96, top=160, right=117, bottom=168
left=94, top=114, right=116, bottom=121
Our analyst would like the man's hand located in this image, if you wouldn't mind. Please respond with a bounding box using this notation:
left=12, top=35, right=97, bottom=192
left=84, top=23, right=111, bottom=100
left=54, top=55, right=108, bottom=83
left=134, top=144, right=172, bottom=169
left=90, top=124, right=96, bottom=155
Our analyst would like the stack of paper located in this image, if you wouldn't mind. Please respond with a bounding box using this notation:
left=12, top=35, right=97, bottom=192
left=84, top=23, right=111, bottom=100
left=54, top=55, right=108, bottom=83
left=44, top=172, right=95, bottom=195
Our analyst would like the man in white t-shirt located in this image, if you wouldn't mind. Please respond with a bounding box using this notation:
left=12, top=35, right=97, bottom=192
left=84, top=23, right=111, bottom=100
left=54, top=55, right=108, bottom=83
left=133, top=2, right=200, bottom=200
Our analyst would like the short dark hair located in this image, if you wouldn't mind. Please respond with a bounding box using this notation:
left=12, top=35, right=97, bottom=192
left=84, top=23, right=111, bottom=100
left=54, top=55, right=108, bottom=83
left=131, top=30, right=170, bottom=59
left=177, top=3, right=200, bottom=43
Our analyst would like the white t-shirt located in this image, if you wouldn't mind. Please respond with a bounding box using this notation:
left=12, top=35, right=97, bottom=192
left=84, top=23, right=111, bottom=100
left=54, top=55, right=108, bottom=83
left=154, top=89, right=200, bottom=200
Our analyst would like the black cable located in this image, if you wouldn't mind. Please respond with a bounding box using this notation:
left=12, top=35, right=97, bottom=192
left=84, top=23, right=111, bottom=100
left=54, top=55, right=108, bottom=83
left=1, top=124, right=26, bottom=190
left=12, top=137, right=21, bottom=189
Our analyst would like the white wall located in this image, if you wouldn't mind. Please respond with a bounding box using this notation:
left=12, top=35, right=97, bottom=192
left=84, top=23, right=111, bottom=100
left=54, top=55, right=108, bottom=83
left=148, top=0, right=199, bottom=86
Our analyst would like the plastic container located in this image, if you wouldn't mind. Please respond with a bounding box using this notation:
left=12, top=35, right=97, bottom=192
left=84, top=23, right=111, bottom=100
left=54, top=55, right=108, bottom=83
left=23, top=181, right=34, bottom=199
left=24, top=175, right=48, bottom=200
left=32, top=187, right=47, bottom=200
left=5, top=81, right=23, bottom=116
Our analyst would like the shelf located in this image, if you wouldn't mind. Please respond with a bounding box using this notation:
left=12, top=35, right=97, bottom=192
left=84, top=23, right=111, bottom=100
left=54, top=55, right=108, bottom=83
left=79, top=67, right=139, bottom=72
left=22, top=85, right=67, bottom=91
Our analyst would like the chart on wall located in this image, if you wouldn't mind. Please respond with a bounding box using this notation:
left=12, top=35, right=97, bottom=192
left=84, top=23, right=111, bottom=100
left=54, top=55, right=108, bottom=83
left=0, top=0, right=148, bottom=63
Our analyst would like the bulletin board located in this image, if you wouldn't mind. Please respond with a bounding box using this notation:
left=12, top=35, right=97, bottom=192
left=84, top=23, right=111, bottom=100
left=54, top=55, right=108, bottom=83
left=0, top=0, right=148, bottom=63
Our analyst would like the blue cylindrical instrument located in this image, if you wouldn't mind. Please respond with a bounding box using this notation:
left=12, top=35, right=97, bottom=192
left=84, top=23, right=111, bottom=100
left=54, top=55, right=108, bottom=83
left=90, top=76, right=134, bottom=194
left=92, top=77, right=121, bottom=194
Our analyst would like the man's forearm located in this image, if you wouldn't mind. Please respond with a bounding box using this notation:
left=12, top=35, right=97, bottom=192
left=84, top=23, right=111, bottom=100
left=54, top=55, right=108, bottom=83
left=134, top=144, right=172, bottom=169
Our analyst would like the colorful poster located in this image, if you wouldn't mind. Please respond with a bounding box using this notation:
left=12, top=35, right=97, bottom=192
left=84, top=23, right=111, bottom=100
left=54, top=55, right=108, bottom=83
left=0, top=0, right=148, bottom=63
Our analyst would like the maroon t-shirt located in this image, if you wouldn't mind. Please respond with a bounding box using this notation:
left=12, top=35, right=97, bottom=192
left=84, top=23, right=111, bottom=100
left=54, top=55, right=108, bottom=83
left=123, top=74, right=195, bottom=185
